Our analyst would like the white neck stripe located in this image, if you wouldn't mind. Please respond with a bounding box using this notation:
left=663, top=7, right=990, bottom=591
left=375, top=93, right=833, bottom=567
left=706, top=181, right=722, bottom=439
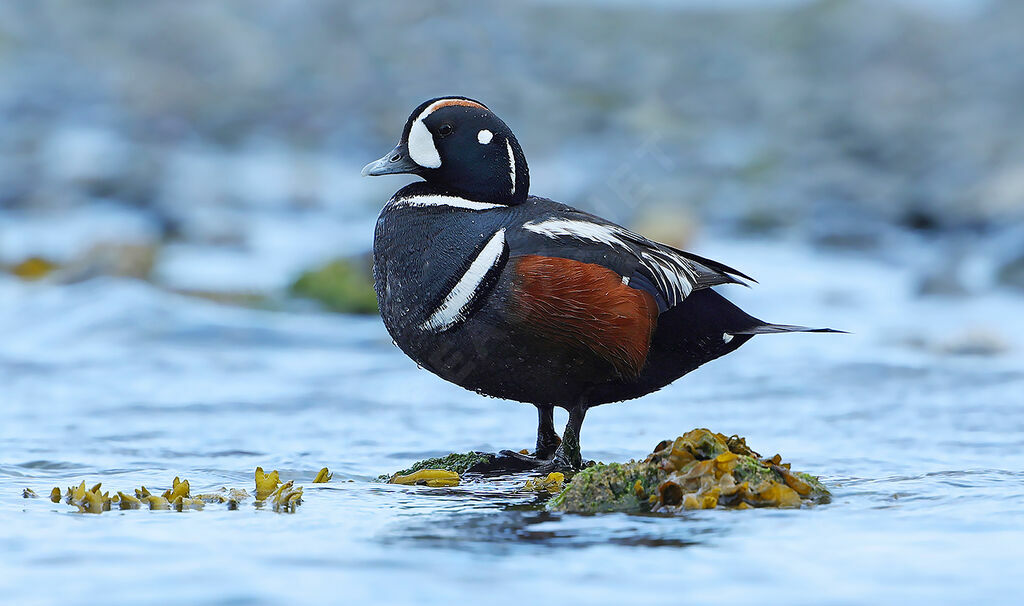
left=392, top=195, right=504, bottom=211
left=420, top=228, right=507, bottom=331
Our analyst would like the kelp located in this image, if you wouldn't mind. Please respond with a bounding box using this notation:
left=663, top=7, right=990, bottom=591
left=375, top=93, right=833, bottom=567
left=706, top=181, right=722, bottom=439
left=25, top=466, right=331, bottom=514
left=549, top=429, right=829, bottom=513
left=381, top=452, right=495, bottom=483
left=8, top=256, right=58, bottom=280
left=391, top=469, right=460, bottom=487
left=519, top=472, right=565, bottom=494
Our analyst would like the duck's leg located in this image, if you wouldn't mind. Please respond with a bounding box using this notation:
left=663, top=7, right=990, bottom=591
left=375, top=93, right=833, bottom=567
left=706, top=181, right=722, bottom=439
left=490, top=404, right=587, bottom=473
left=535, top=405, right=561, bottom=459
left=492, top=406, right=562, bottom=471
left=551, top=404, right=587, bottom=471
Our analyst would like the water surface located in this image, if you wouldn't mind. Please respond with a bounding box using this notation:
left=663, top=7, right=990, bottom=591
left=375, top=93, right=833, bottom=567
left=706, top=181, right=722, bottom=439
left=2, top=237, right=1022, bottom=605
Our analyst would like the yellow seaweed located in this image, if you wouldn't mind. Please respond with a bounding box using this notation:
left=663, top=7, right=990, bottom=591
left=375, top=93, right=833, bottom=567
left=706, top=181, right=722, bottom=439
left=143, top=495, right=170, bottom=510
left=255, top=467, right=281, bottom=500
left=117, top=492, right=142, bottom=510
left=520, top=472, right=565, bottom=494
left=312, top=467, right=333, bottom=483
left=34, top=467, right=306, bottom=515
left=391, top=469, right=460, bottom=487
left=270, top=481, right=303, bottom=512
left=10, top=256, right=58, bottom=280
left=162, top=477, right=190, bottom=502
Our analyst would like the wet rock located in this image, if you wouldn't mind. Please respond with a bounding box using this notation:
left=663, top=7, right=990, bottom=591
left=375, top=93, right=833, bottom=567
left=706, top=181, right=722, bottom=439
left=3, top=243, right=158, bottom=283
left=548, top=429, right=829, bottom=514
left=997, top=253, right=1024, bottom=292
left=938, top=330, right=1009, bottom=357
left=289, top=256, right=378, bottom=314
left=57, top=242, right=158, bottom=282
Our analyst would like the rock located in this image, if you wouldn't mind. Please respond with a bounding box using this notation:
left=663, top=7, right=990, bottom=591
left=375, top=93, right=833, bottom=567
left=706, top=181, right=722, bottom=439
left=997, top=253, right=1024, bottom=291
left=382, top=452, right=496, bottom=482
left=289, top=256, right=378, bottom=314
left=548, top=429, right=829, bottom=514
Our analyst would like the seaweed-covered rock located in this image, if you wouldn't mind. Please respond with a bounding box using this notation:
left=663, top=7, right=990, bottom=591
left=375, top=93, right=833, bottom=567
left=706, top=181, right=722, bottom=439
left=383, top=452, right=495, bottom=482
left=549, top=429, right=829, bottom=513
left=289, top=257, right=378, bottom=314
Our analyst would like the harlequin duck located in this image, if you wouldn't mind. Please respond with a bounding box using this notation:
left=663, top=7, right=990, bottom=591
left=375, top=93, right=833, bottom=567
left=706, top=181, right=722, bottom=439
left=364, top=96, right=840, bottom=471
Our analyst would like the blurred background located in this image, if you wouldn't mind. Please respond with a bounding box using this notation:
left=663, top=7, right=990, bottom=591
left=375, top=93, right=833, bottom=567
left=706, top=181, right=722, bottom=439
left=3, top=0, right=1023, bottom=299
left=3, top=2, right=1024, bottom=604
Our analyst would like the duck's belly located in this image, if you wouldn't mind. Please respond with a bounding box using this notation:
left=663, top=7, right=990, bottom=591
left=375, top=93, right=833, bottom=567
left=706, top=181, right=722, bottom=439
left=376, top=262, right=611, bottom=406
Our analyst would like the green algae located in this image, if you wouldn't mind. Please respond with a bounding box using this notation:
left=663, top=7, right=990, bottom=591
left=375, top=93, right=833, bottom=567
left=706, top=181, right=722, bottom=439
left=547, top=462, right=662, bottom=513
left=549, top=429, right=830, bottom=514
left=289, top=257, right=378, bottom=314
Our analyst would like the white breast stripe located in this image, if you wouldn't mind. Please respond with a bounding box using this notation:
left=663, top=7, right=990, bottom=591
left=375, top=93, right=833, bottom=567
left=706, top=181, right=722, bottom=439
left=420, top=228, right=507, bottom=332
left=506, top=138, right=516, bottom=195
left=393, top=195, right=504, bottom=211
left=522, top=218, right=697, bottom=306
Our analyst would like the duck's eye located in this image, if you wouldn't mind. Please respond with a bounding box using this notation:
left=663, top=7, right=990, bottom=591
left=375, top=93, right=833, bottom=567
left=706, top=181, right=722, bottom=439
left=438, top=123, right=453, bottom=137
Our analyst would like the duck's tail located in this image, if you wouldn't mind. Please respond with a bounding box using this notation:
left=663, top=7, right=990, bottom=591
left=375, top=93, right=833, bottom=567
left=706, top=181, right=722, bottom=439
left=727, top=324, right=847, bottom=336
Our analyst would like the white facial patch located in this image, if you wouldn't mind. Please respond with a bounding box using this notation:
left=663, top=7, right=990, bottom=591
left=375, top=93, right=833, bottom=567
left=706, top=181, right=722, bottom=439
left=407, top=119, right=441, bottom=169
left=506, top=138, right=516, bottom=195
left=420, top=228, right=507, bottom=332
left=477, top=129, right=493, bottom=144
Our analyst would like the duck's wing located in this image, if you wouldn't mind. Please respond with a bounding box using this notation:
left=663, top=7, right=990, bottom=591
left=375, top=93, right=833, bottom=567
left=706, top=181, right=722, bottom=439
left=508, top=201, right=753, bottom=312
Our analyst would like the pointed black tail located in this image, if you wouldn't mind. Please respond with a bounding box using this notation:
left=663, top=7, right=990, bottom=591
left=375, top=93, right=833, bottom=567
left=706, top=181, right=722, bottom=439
left=728, top=324, right=847, bottom=335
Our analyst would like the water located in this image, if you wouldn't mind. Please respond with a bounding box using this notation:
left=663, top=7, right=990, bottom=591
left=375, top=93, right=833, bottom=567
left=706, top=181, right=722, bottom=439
left=2, top=232, right=1022, bottom=605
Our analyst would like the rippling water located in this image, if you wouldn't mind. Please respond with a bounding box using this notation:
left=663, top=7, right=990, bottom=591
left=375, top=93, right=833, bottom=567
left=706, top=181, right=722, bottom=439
left=2, top=237, right=1023, bottom=605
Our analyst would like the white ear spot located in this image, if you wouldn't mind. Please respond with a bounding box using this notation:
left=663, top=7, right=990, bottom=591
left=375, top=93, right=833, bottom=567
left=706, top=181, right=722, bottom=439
left=408, top=120, right=441, bottom=168
left=477, top=129, right=493, bottom=144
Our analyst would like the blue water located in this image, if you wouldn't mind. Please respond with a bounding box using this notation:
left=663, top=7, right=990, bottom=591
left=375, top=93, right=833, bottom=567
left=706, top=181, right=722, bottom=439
left=2, top=234, right=1022, bottom=605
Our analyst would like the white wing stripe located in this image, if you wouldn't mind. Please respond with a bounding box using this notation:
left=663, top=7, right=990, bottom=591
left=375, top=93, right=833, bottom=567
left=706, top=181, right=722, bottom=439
left=420, top=228, right=507, bottom=332
left=394, top=195, right=504, bottom=211
left=523, top=218, right=630, bottom=248
left=523, top=217, right=696, bottom=305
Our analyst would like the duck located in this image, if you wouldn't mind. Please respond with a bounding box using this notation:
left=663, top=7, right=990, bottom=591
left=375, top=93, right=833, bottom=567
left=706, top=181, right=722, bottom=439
left=363, top=96, right=839, bottom=471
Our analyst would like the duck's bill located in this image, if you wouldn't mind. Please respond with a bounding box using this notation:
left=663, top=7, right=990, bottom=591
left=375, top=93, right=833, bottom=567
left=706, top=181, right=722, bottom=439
left=361, top=143, right=421, bottom=176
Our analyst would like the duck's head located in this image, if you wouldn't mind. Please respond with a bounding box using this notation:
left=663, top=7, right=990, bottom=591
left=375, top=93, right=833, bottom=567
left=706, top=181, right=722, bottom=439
left=362, top=96, right=529, bottom=204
